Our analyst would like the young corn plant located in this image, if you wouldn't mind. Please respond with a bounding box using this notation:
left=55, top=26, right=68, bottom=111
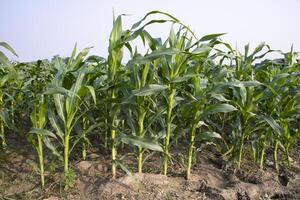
left=28, top=95, right=56, bottom=188
left=0, top=42, right=19, bottom=148
left=154, top=27, right=225, bottom=175
left=122, top=60, right=167, bottom=173
left=217, top=43, right=272, bottom=169
left=181, top=55, right=238, bottom=179
left=45, top=46, right=96, bottom=188
left=107, top=14, right=124, bottom=178
left=157, top=27, right=194, bottom=176
left=106, top=10, right=180, bottom=177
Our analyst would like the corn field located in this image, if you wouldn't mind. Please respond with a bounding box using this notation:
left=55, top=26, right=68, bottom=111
left=0, top=11, right=299, bottom=194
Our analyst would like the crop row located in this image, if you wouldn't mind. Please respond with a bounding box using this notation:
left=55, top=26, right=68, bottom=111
left=0, top=11, right=299, bottom=189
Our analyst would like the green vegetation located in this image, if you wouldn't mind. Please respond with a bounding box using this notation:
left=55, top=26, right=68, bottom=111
left=0, top=11, right=299, bottom=189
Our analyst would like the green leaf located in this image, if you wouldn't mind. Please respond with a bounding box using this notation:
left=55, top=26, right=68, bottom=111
left=53, top=94, right=66, bottom=124
left=199, top=33, right=226, bottom=42
left=129, top=48, right=180, bottom=65
left=200, top=131, right=222, bottom=140
left=44, top=86, right=71, bottom=97
left=260, top=115, right=283, bottom=136
left=146, top=48, right=180, bottom=59
left=133, top=84, right=168, bottom=96
left=211, top=93, right=229, bottom=102
left=48, top=110, right=64, bottom=141
left=43, top=137, right=63, bottom=161
left=85, top=85, right=96, bottom=104
left=0, top=108, right=10, bottom=127
left=29, top=128, right=57, bottom=139
left=0, top=42, right=18, bottom=57
left=109, top=15, right=123, bottom=47
left=203, top=103, right=237, bottom=116
left=120, top=134, right=163, bottom=152
left=115, top=160, right=138, bottom=183
left=0, top=51, right=9, bottom=65
left=218, top=81, right=262, bottom=88
left=171, top=74, right=195, bottom=83
left=131, top=10, right=179, bottom=30
left=190, top=46, right=212, bottom=55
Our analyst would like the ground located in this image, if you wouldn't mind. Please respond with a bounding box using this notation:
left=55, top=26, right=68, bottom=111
left=0, top=134, right=300, bottom=200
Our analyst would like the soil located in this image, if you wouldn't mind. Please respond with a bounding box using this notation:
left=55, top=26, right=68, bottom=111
left=0, top=134, right=300, bottom=200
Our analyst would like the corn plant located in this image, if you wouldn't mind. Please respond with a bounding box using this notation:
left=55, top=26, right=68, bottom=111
left=0, top=11, right=300, bottom=190
left=152, top=27, right=226, bottom=175
left=0, top=42, right=18, bottom=148
left=121, top=59, right=167, bottom=173
left=106, top=10, right=180, bottom=178
left=20, top=58, right=59, bottom=188
left=45, top=46, right=96, bottom=187
left=181, top=53, right=238, bottom=179
left=254, top=48, right=300, bottom=169
left=28, top=95, right=55, bottom=188
left=215, top=43, right=272, bottom=169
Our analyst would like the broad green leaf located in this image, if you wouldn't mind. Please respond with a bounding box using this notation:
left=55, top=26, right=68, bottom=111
left=29, top=128, right=57, bottom=139
left=0, top=42, right=18, bottom=57
left=211, top=93, right=229, bottom=102
left=44, top=86, right=71, bottom=97
left=191, top=46, right=212, bottom=55
left=0, top=51, right=9, bottom=65
left=129, top=48, right=180, bottom=65
left=203, top=103, right=237, bottom=116
left=43, top=137, right=63, bottom=161
left=131, top=10, right=179, bottom=30
left=199, top=33, right=226, bottom=42
left=0, top=108, right=9, bottom=126
left=260, top=115, right=283, bottom=136
left=171, top=74, right=195, bottom=83
left=53, top=94, right=66, bottom=123
left=85, top=85, right=96, bottom=104
left=120, top=134, right=163, bottom=152
left=200, top=131, right=222, bottom=140
left=133, top=84, right=168, bottom=96
left=48, top=110, right=64, bottom=141
left=219, top=81, right=262, bottom=88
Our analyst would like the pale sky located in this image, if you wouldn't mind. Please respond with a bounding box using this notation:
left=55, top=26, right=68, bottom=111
left=1, top=0, right=300, bottom=61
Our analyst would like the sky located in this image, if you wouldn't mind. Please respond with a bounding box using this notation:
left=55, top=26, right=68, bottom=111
left=1, top=0, right=300, bottom=61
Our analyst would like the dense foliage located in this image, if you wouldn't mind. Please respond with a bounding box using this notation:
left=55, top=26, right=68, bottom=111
left=0, top=11, right=299, bottom=188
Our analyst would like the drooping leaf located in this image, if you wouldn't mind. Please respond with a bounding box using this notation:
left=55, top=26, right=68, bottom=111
left=120, top=134, right=163, bottom=152
left=0, top=42, right=18, bottom=57
left=29, top=128, right=57, bottom=139
left=260, top=115, right=284, bottom=136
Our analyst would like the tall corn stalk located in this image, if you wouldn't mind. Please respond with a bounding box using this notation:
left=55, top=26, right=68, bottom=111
left=45, top=46, right=96, bottom=187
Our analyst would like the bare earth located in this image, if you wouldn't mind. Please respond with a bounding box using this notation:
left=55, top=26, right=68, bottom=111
left=0, top=137, right=300, bottom=200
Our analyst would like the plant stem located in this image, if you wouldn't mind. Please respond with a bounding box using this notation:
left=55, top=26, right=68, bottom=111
left=104, top=118, right=108, bottom=149
left=0, top=96, right=6, bottom=148
left=237, top=134, right=244, bottom=169
left=0, top=119, right=5, bottom=148
left=64, top=128, right=70, bottom=175
left=82, top=117, right=87, bottom=160
left=259, top=140, right=266, bottom=169
left=163, top=87, right=175, bottom=176
left=111, top=90, right=117, bottom=178
left=274, top=140, right=279, bottom=171
left=137, top=104, right=145, bottom=173
left=37, top=134, right=44, bottom=188
left=285, top=146, right=290, bottom=168
left=186, top=124, right=196, bottom=179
